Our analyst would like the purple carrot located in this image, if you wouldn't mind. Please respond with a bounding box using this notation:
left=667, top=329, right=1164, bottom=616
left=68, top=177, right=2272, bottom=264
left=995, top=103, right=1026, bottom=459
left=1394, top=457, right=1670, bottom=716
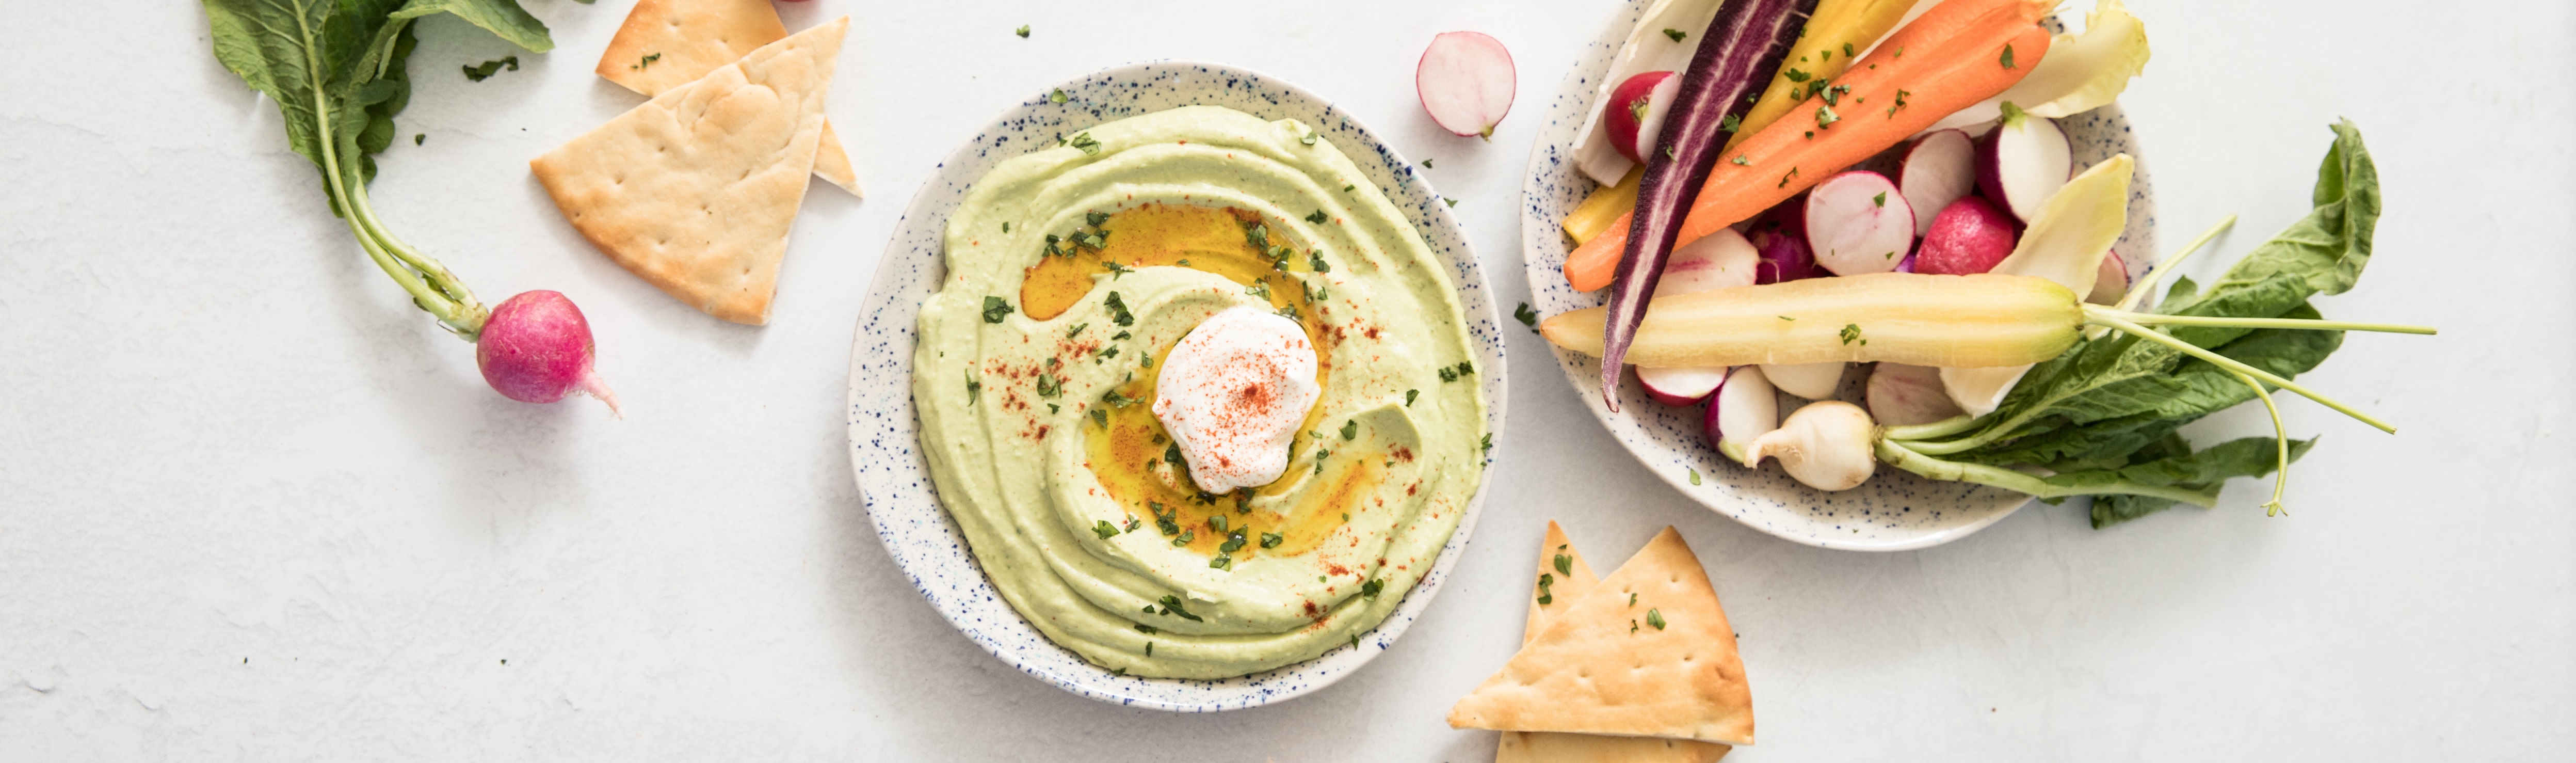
left=1598, top=0, right=1820, bottom=411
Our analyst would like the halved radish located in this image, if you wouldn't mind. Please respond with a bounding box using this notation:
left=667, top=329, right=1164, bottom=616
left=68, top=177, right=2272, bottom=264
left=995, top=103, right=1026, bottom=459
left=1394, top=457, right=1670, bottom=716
left=1417, top=31, right=1518, bottom=139
left=1898, top=129, right=1976, bottom=237
left=1914, top=195, right=2017, bottom=275
left=1804, top=170, right=1914, bottom=276
left=1866, top=362, right=1963, bottom=426
left=1761, top=360, right=1846, bottom=400
left=1640, top=365, right=1729, bottom=406
left=1604, top=71, right=1682, bottom=165
left=1638, top=228, right=1757, bottom=406
left=1975, top=108, right=2072, bottom=222
left=1748, top=204, right=1818, bottom=283
left=2087, top=249, right=2129, bottom=305
left=1703, top=365, right=1778, bottom=466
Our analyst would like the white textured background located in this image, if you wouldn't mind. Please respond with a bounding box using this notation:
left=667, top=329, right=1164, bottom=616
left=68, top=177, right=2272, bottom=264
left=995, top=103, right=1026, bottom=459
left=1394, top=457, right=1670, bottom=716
left=4, top=1, right=2570, bottom=759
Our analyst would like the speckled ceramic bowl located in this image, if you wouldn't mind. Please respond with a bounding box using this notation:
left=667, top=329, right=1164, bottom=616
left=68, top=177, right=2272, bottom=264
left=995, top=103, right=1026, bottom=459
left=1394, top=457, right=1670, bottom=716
left=848, top=62, right=1508, bottom=711
left=1520, top=5, right=2156, bottom=551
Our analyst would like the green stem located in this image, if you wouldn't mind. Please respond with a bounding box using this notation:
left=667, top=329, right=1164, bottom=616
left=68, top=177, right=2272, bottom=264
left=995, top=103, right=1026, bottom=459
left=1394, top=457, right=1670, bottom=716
left=2117, top=214, right=2234, bottom=312
left=2086, top=311, right=2396, bottom=434
left=1881, top=415, right=1981, bottom=441
left=2086, top=305, right=2436, bottom=336
left=1875, top=439, right=2219, bottom=507
left=2228, top=369, right=2292, bottom=516
left=340, top=171, right=487, bottom=338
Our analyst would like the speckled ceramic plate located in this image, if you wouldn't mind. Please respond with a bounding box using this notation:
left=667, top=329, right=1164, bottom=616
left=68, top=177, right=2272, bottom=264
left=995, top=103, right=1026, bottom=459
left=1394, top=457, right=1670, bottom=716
left=1520, top=5, right=2157, bottom=551
left=848, top=62, right=1508, bottom=711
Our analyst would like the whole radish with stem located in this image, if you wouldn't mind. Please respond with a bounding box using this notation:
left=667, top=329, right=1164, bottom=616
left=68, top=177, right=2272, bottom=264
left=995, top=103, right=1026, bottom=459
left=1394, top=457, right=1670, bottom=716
left=1595, top=0, right=1821, bottom=410
left=1745, top=401, right=1878, bottom=490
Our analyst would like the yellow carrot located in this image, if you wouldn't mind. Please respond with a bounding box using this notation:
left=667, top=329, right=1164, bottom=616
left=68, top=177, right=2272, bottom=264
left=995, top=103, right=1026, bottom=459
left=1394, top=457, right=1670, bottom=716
left=1727, top=0, right=1919, bottom=151
left=1562, top=165, right=1643, bottom=245
left=1566, top=0, right=2052, bottom=292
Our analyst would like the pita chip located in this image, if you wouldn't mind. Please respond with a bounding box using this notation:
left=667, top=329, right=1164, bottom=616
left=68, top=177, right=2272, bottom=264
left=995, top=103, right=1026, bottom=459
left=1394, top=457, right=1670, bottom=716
left=1451, top=527, right=1753, bottom=746
left=597, top=0, right=861, bottom=197
left=533, top=17, right=848, bottom=325
left=1494, top=523, right=1731, bottom=763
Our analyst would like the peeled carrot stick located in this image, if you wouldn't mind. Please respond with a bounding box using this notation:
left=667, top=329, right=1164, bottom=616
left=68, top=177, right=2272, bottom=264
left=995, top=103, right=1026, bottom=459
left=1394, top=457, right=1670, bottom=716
left=1566, top=0, right=2052, bottom=292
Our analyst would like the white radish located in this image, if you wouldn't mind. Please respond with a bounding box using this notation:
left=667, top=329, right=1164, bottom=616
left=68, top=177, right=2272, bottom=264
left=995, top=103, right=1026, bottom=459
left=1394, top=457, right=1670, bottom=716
left=1417, top=31, right=1518, bottom=139
left=2087, top=249, right=2129, bottom=305
left=1703, top=365, right=1778, bottom=466
left=1603, top=71, right=1683, bottom=165
left=1640, top=366, right=1729, bottom=406
left=1866, top=363, right=1964, bottom=426
left=1746, top=401, right=1878, bottom=491
left=1804, top=171, right=1915, bottom=276
left=1974, top=108, right=2072, bottom=222
left=1570, top=0, right=1726, bottom=184
left=1943, top=154, right=2135, bottom=416
left=1760, top=361, right=1847, bottom=400
left=1898, top=129, right=1977, bottom=237
left=1639, top=228, right=1756, bottom=406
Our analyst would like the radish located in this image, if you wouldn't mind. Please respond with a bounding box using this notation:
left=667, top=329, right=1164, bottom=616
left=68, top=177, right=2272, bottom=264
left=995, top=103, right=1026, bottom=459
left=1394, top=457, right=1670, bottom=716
left=1898, top=130, right=1977, bottom=237
left=1975, top=105, right=2073, bottom=222
left=1759, top=361, right=1846, bottom=400
left=1592, top=0, right=1820, bottom=411
left=1804, top=170, right=1915, bottom=276
left=1748, top=204, right=1820, bottom=283
left=1603, top=71, right=1683, bottom=165
left=2087, top=249, right=2129, bottom=305
left=1893, top=252, right=1919, bottom=273
left=1640, top=366, right=1730, bottom=406
left=1704, top=365, right=1778, bottom=465
left=1569, top=0, right=1727, bottom=185
left=1639, top=228, right=1757, bottom=406
left=1913, top=195, right=2018, bottom=275
left=1745, top=401, right=1877, bottom=491
left=1417, top=31, right=1517, bottom=139
left=1865, top=363, right=1964, bottom=426
left=477, top=290, right=620, bottom=415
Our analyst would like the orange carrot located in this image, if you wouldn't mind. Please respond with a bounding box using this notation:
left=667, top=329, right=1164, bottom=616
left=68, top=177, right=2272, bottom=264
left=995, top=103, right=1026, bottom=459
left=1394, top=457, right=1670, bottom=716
left=1565, top=0, right=2052, bottom=292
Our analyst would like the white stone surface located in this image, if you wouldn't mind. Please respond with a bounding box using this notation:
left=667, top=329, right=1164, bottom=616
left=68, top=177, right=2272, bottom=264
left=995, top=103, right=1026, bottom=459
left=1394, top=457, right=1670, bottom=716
left=3, top=1, right=2569, bottom=759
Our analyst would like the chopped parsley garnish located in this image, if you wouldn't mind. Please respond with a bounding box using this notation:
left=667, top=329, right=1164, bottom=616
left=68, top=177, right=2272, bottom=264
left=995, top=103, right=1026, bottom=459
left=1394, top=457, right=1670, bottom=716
left=1210, top=515, right=1228, bottom=534
left=2000, top=43, right=2016, bottom=69
left=1164, top=441, right=1186, bottom=471
left=1246, top=223, right=1270, bottom=248
left=1536, top=572, right=1556, bottom=605
left=1438, top=367, right=1458, bottom=383
left=1688, top=467, right=1701, bottom=485
left=1779, top=315, right=1796, bottom=321
left=1299, top=132, right=1320, bottom=146
left=1779, top=166, right=1800, bottom=188
left=1482, top=433, right=1494, bottom=457
left=1260, top=532, right=1283, bottom=549
left=1815, top=105, right=1841, bottom=129
left=1101, top=388, right=1138, bottom=407
left=1218, top=530, right=1247, bottom=554
left=1171, top=530, right=1194, bottom=546
left=1135, top=624, right=1156, bottom=634
left=1034, top=373, right=1062, bottom=398
left=1553, top=553, right=1572, bottom=576
left=1308, top=250, right=1330, bottom=273
left=981, top=295, right=1013, bottom=323
left=1067, top=132, right=1102, bottom=156
left=1085, top=211, right=1110, bottom=228
left=1647, top=608, right=1667, bottom=630
left=462, top=56, right=518, bottom=82
left=1782, top=68, right=1810, bottom=83
left=1015, top=24, right=1031, bottom=38
left=1840, top=323, right=1865, bottom=345
left=965, top=372, right=981, bottom=405
left=1093, top=346, right=1119, bottom=361
left=1105, top=291, right=1134, bottom=326
left=1422, top=158, right=1435, bottom=169
left=1515, top=302, right=1540, bottom=331
left=1732, top=154, right=1751, bottom=166
left=1445, top=198, right=1461, bottom=209
left=1719, top=114, right=1743, bottom=133
left=1844, top=42, right=1857, bottom=58
left=1305, top=209, right=1329, bottom=225
left=1049, top=88, right=1068, bottom=104
left=1067, top=323, right=1089, bottom=338
left=1210, top=555, right=1233, bottom=570
left=1873, top=192, right=1887, bottom=208
left=1093, top=520, right=1120, bottom=540
left=1157, top=595, right=1203, bottom=622
left=630, top=53, right=661, bottom=71
left=1630, top=592, right=1639, bottom=606
left=1047, top=403, right=1058, bottom=415
left=1360, top=578, right=1384, bottom=599
left=1112, top=330, right=1131, bottom=341
left=414, top=134, right=424, bottom=146
left=1342, top=184, right=1355, bottom=192
left=1090, top=408, right=1108, bottom=428
left=1340, top=420, right=1359, bottom=441
left=1124, top=515, right=1141, bottom=532
left=1662, top=28, right=1686, bottom=42
left=1405, top=389, right=1419, bottom=406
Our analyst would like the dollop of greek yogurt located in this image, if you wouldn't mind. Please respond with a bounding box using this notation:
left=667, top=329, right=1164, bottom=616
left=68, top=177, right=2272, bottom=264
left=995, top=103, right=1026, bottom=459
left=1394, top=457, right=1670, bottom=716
left=1152, top=306, right=1322, bottom=492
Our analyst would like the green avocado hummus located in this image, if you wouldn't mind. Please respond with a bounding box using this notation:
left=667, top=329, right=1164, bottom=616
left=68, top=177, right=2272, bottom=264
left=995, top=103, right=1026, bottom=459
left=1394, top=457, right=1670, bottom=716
left=912, top=106, right=1487, bottom=678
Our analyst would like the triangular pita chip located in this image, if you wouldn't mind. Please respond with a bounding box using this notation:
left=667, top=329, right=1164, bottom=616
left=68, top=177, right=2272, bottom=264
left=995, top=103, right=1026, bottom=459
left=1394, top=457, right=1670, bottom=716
left=1495, top=523, right=1731, bottom=763
left=596, top=0, right=861, bottom=197
left=1451, top=527, right=1753, bottom=745
left=532, top=18, right=848, bottom=325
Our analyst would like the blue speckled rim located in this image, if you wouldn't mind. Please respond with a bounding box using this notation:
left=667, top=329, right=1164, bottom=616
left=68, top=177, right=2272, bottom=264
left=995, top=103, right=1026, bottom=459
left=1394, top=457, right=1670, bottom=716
left=847, top=61, right=1510, bottom=711
left=1517, top=5, right=2158, bottom=551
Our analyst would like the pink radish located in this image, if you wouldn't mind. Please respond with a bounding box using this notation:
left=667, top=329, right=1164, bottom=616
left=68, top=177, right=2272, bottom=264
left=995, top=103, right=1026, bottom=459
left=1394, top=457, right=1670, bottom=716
left=1639, top=228, right=1758, bottom=406
left=1747, top=205, right=1818, bottom=283
left=1760, top=361, right=1846, bottom=400
left=1914, top=196, right=2018, bottom=275
left=1703, top=365, right=1778, bottom=465
left=1603, top=71, right=1682, bottom=164
left=1640, top=366, right=1729, bottom=406
left=477, top=290, right=620, bottom=415
left=1898, top=129, right=1977, bottom=237
left=1416, top=31, right=1517, bottom=139
left=1866, top=363, right=1964, bottom=426
left=2087, top=249, right=2129, bottom=305
left=1974, top=106, right=2072, bottom=222
left=1804, top=170, right=1915, bottom=276
left=1893, top=252, right=1919, bottom=273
